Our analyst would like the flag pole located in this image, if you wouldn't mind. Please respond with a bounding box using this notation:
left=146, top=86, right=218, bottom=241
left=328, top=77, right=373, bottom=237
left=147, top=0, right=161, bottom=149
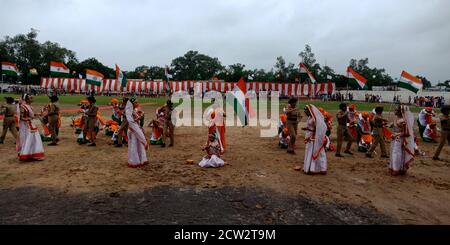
left=388, top=77, right=398, bottom=116
left=346, top=69, right=350, bottom=102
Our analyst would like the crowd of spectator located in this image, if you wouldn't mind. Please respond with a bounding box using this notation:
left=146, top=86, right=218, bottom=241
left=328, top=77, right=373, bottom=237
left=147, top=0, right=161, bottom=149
left=365, top=94, right=383, bottom=103
left=413, top=96, right=445, bottom=108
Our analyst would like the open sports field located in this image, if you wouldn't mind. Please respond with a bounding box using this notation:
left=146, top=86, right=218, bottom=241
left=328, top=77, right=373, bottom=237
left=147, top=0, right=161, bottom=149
left=0, top=93, right=423, bottom=112
left=0, top=95, right=448, bottom=225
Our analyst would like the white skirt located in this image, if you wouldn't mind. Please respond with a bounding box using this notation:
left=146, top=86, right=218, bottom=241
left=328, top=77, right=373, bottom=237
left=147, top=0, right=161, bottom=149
left=17, top=120, right=45, bottom=160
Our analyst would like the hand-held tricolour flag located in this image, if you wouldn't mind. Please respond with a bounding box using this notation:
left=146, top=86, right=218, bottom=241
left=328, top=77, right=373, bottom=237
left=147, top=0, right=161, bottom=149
left=86, top=69, right=104, bottom=86
left=232, top=77, right=249, bottom=125
left=347, top=67, right=368, bottom=89
left=50, top=61, right=70, bottom=77
left=1, top=62, right=19, bottom=76
left=299, top=63, right=316, bottom=83
left=115, top=64, right=127, bottom=88
left=398, top=70, right=422, bottom=93
left=229, top=77, right=257, bottom=126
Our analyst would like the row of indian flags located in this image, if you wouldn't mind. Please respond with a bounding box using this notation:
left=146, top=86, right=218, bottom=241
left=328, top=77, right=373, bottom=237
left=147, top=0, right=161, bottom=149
left=1, top=61, right=424, bottom=93
left=0, top=61, right=125, bottom=87
left=345, top=66, right=423, bottom=93
left=48, top=61, right=127, bottom=87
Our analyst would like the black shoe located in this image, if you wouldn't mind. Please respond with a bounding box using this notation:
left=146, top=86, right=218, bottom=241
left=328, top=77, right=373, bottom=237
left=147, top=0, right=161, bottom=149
left=381, top=155, right=389, bottom=159
left=88, top=143, right=96, bottom=147
left=79, top=140, right=87, bottom=145
left=344, top=151, right=354, bottom=155
left=0, top=141, right=3, bottom=144
left=433, top=157, right=440, bottom=161
left=161, top=143, right=166, bottom=148
left=365, top=154, right=373, bottom=158
left=169, top=144, right=174, bottom=147
left=335, top=154, right=344, bottom=158
left=48, top=142, right=58, bottom=146
left=287, top=150, right=296, bottom=155
left=115, top=144, right=123, bottom=148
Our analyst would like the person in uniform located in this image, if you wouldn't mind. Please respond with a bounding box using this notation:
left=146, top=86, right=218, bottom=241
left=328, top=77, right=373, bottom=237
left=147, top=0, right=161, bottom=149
left=366, top=105, right=389, bottom=158
left=284, top=98, right=301, bottom=154
left=47, top=95, right=60, bottom=146
left=83, top=96, right=99, bottom=146
left=335, top=103, right=354, bottom=157
left=433, top=106, right=450, bottom=160
left=158, top=99, right=174, bottom=147
left=0, top=97, right=18, bottom=144
left=115, top=98, right=129, bottom=147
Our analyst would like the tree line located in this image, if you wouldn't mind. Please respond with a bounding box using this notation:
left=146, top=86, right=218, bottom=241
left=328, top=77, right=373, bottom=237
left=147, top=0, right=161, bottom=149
left=0, top=29, right=436, bottom=89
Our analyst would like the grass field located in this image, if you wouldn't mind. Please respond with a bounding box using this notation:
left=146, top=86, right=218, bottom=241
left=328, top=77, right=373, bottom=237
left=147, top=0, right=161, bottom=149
left=0, top=93, right=421, bottom=113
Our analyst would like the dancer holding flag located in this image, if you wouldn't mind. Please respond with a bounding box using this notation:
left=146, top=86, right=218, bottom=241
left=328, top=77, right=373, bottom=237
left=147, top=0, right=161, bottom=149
left=125, top=98, right=149, bottom=168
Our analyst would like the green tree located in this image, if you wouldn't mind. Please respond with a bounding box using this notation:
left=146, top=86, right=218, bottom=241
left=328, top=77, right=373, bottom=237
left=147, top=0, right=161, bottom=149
left=0, top=29, right=79, bottom=84
left=274, top=56, right=287, bottom=82
left=170, top=50, right=223, bottom=80
left=298, top=44, right=322, bottom=83
left=222, top=63, right=247, bottom=82
left=348, top=58, right=393, bottom=89
left=299, top=44, right=316, bottom=68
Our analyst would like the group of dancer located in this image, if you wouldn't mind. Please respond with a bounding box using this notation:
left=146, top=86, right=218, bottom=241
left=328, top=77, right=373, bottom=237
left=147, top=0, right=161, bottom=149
left=1, top=94, right=449, bottom=173
left=279, top=98, right=450, bottom=176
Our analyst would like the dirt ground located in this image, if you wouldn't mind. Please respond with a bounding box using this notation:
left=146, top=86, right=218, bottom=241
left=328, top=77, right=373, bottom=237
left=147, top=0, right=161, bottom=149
left=0, top=103, right=449, bottom=224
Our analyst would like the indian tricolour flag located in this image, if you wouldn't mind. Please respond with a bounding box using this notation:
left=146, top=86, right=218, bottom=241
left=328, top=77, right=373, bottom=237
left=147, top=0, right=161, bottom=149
left=1, top=62, right=19, bottom=76
left=299, top=63, right=316, bottom=83
left=86, top=69, right=104, bottom=86
left=228, top=77, right=257, bottom=126
left=347, top=67, right=368, bottom=89
left=50, top=61, right=70, bottom=77
left=398, top=70, right=422, bottom=93
left=115, top=64, right=127, bottom=87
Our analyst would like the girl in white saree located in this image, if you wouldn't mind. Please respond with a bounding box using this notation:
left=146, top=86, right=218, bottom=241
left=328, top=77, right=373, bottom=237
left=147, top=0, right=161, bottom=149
left=125, top=99, right=149, bottom=168
left=303, top=104, right=328, bottom=175
left=389, top=105, right=415, bottom=176
left=16, top=94, right=45, bottom=161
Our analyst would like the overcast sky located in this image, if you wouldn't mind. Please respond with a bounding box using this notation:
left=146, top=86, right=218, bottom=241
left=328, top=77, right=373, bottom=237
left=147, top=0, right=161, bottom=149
left=1, top=0, right=449, bottom=82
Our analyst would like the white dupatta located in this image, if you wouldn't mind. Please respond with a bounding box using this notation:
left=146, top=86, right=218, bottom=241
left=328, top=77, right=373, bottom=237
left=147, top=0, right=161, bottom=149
left=125, top=101, right=147, bottom=147
left=402, top=106, right=415, bottom=167
left=308, top=104, right=327, bottom=160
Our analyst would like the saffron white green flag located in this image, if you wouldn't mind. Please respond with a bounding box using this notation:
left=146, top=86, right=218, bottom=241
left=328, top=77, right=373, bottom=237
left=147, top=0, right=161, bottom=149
left=347, top=67, right=368, bottom=89
left=86, top=69, right=104, bottom=86
left=398, top=70, right=422, bottom=93
left=115, top=64, right=127, bottom=87
left=50, top=61, right=70, bottom=77
left=1, top=62, right=19, bottom=76
left=299, top=63, right=316, bottom=83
